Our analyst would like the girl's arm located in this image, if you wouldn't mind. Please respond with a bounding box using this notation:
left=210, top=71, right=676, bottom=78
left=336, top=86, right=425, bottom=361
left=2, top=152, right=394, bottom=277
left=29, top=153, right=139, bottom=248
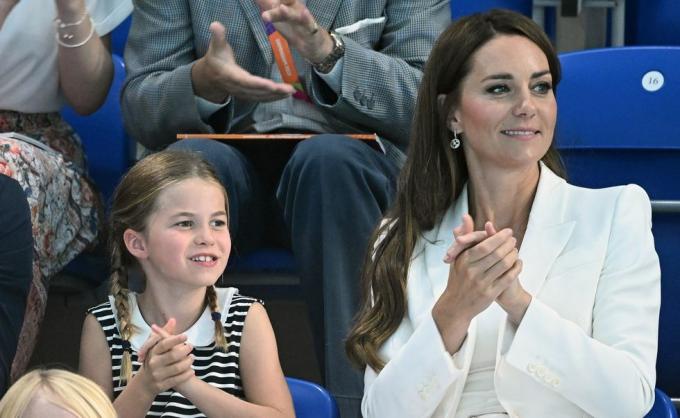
left=176, top=303, right=295, bottom=418
left=79, top=314, right=194, bottom=418
left=55, top=0, right=114, bottom=114
left=79, top=314, right=114, bottom=398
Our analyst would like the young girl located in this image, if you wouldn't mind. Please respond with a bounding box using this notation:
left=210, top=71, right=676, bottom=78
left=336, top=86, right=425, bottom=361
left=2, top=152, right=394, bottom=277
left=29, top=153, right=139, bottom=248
left=79, top=150, right=295, bottom=418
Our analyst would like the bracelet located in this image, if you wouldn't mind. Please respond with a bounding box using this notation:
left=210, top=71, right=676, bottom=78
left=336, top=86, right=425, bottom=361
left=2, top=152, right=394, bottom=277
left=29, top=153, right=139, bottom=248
left=55, top=17, right=95, bottom=48
left=54, top=13, right=88, bottom=29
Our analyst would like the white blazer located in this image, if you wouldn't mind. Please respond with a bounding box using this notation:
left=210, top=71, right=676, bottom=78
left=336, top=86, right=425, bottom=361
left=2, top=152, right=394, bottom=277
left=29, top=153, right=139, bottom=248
left=362, top=164, right=660, bottom=418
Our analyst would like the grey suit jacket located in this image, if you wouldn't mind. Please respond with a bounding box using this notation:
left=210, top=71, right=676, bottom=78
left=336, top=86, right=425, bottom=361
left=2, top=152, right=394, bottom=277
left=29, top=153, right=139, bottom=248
left=121, top=0, right=450, bottom=154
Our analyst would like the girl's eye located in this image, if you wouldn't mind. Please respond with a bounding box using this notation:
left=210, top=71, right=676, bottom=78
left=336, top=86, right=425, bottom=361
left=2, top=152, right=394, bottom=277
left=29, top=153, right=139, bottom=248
left=211, top=219, right=227, bottom=228
left=176, top=220, right=193, bottom=228
left=486, top=84, right=510, bottom=94
left=532, top=81, right=553, bottom=94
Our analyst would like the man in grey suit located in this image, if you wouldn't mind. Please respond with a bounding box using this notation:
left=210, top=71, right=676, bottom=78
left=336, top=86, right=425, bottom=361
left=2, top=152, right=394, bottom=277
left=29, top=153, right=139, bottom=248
left=121, top=0, right=450, bottom=415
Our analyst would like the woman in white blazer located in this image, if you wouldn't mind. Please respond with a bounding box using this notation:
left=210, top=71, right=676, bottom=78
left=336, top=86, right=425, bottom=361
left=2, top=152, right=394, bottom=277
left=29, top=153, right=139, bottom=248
left=345, top=9, right=660, bottom=418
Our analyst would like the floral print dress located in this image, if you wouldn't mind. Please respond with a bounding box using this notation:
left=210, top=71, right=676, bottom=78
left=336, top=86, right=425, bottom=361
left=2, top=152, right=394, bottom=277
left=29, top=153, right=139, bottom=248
left=0, top=111, right=100, bottom=379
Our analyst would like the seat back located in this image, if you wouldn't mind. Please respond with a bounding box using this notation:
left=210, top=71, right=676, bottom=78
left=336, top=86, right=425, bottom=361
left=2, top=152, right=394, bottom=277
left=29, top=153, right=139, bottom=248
left=286, top=377, right=340, bottom=418
left=626, top=0, right=680, bottom=46
left=450, top=0, right=532, bottom=19
left=555, top=47, right=680, bottom=398
left=61, top=53, right=132, bottom=204
left=645, top=388, right=679, bottom=418
left=111, top=15, right=132, bottom=56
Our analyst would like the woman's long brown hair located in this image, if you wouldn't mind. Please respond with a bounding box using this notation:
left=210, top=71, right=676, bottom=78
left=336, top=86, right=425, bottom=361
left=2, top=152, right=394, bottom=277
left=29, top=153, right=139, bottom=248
left=346, top=9, right=565, bottom=371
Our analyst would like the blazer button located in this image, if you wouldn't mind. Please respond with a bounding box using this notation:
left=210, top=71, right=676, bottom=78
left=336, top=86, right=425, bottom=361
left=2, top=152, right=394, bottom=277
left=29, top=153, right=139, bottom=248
left=366, top=97, right=375, bottom=110
left=353, top=89, right=362, bottom=101
left=536, top=366, right=545, bottom=378
left=527, top=363, right=536, bottom=374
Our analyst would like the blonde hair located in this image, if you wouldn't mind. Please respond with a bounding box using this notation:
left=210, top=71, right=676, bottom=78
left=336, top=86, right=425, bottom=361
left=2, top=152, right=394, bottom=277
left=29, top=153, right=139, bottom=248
left=109, top=150, right=230, bottom=383
left=0, top=369, right=116, bottom=418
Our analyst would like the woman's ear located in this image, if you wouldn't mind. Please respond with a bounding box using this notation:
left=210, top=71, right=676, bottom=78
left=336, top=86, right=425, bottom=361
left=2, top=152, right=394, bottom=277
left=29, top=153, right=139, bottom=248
left=437, top=94, right=462, bottom=133
left=123, top=228, right=148, bottom=259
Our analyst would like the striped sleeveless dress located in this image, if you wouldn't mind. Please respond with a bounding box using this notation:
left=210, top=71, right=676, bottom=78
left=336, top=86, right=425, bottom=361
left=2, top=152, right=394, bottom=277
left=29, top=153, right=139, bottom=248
left=88, top=287, right=259, bottom=417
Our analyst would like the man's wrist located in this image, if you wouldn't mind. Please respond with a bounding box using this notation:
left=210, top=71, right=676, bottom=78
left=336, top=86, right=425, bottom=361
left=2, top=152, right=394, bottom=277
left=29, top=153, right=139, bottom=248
left=303, top=29, right=335, bottom=64
left=310, top=31, right=345, bottom=74
left=191, top=58, right=228, bottom=104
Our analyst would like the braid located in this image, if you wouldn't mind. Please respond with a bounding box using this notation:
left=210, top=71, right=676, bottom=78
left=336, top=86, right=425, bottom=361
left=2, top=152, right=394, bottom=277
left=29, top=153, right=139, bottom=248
left=206, top=286, right=228, bottom=351
left=110, top=245, right=135, bottom=384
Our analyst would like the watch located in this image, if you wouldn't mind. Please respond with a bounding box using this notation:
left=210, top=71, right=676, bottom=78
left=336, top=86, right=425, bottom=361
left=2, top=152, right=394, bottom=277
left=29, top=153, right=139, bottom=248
left=313, top=31, right=345, bottom=74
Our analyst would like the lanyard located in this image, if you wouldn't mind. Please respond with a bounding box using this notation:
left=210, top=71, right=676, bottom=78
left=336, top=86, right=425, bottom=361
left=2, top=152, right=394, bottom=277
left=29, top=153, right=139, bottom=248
left=263, top=21, right=313, bottom=103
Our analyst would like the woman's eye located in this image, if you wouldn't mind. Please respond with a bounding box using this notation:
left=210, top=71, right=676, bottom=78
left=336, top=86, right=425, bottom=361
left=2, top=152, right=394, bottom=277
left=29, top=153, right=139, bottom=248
left=487, top=84, right=510, bottom=94
left=532, top=82, right=552, bottom=94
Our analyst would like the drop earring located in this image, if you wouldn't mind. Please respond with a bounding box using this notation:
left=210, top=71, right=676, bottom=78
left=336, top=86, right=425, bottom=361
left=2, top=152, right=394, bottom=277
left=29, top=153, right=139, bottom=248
left=450, top=130, right=461, bottom=149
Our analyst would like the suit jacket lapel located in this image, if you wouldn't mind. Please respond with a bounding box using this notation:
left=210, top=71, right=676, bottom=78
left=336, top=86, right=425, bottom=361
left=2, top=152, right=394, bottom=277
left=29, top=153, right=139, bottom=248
left=422, top=187, right=469, bottom=299
left=307, top=0, right=343, bottom=30
left=236, top=0, right=274, bottom=64
left=517, top=163, right=575, bottom=296
left=496, top=163, right=575, bottom=366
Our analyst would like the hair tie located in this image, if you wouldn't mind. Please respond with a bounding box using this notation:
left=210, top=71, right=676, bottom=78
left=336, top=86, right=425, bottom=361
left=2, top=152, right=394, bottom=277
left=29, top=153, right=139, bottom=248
left=211, top=311, right=221, bottom=322
left=121, top=340, right=131, bottom=353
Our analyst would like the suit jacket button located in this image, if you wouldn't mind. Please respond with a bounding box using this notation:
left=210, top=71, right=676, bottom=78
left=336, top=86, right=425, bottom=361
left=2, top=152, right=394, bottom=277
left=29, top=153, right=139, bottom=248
left=527, top=363, right=536, bottom=374
left=353, top=89, right=362, bottom=101
left=367, top=97, right=375, bottom=109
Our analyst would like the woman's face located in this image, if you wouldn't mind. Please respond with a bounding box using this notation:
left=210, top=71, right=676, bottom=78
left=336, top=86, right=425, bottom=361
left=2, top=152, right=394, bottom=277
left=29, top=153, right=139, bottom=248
left=449, top=34, right=556, bottom=173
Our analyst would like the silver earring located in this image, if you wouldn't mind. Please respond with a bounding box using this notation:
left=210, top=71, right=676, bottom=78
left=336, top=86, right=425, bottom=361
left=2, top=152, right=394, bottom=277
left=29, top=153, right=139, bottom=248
left=450, top=130, right=461, bottom=149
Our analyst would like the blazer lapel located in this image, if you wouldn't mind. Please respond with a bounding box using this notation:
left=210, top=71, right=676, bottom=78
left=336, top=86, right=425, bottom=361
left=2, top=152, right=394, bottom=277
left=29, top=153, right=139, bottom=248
left=517, top=164, right=575, bottom=296
left=496, top=163, right=575, bottom=364
left=306, top=0, right=343, bottom=30
left=422, top=187, right=469, bottom=299
left=236, top=0, right=274, bottom=64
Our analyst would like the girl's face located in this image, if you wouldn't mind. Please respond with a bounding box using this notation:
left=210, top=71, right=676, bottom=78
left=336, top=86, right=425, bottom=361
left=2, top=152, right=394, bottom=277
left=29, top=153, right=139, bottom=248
left=448, top=34, right=556, bottom=174
left=127, top=177, right=231, bottom=290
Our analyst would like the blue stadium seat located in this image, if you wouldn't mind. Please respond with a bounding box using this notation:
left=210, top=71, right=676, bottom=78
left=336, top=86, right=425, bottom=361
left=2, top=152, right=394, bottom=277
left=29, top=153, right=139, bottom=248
left=450, top=0, right=532, bottom=19
left=286, top=377, right=340, bottom=418
left=111, top=15, right=132, bottom=56
left=59, top=53, right=132, bottom=288
left=61, top=53, right=132, bottom=204
left=555, top=46, right=680, bottom=400
left=626, top=0, right=680, bottom=46
left=645, top=388, right=679, bottom=418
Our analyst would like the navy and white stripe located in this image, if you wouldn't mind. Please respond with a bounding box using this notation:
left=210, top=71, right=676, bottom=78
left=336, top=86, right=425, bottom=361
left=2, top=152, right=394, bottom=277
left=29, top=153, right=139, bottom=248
left=88, top=289, right=259, bottom=417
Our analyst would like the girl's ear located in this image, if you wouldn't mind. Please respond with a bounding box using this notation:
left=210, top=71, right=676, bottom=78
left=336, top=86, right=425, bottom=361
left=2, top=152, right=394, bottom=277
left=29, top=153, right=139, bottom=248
left=437, top=94, right=462, bottom=134
left=123, top=228, right=148, bottom=259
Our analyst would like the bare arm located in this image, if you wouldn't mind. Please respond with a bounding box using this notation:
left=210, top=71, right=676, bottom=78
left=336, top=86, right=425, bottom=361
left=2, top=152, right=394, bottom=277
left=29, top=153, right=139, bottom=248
left=175, top=303, right=295, bottom=418
left=55, top=0, right=113, bottom=115
left=79, top=313, right=114, bottom=398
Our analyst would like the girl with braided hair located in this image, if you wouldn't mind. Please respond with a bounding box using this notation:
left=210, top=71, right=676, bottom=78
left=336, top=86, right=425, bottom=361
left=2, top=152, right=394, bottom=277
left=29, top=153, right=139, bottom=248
left=78, top=150, right=294, bottom=418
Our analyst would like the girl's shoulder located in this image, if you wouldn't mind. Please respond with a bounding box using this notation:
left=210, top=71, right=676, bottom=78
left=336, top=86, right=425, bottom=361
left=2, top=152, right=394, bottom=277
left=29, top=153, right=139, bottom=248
left=218, top=287, right=263, bottom=318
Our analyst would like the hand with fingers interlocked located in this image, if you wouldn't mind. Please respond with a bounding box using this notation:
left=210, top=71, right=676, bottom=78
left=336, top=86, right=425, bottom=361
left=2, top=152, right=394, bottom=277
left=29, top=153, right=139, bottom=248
left=433, top=214, right=526, bottom=353
left=135, top=318, right=195, bottom=396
